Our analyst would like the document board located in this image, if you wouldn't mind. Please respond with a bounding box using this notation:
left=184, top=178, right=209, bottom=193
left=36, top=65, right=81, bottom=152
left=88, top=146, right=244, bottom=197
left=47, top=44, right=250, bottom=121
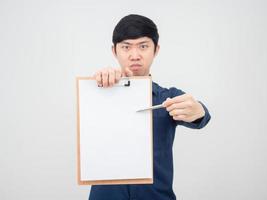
left=76, top=76, right=153, bottom=185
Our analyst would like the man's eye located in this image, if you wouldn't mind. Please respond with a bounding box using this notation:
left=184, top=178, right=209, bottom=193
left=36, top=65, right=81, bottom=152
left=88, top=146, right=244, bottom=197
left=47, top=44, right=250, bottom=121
left=140, top=45, right=149, bottom=49
left=122, top=45, right=130, bottom=50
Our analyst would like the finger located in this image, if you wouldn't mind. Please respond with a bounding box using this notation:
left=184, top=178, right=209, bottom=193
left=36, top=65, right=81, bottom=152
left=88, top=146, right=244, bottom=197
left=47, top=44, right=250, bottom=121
left=108, top=68, right=115, bottom=87
left=162, top=98, right=173, bottom=107
left=169, top=109, right=187, bottom=117
left=173, top=115, right=186, bottom=121
left=95, top=71, right=102, bottom=86
left=102, top=70, right=109, bottom=88
left=172, top=94, right=192, bottom=103
left=166, top=101, right=188, bottom=112
left=115, top=68, right=122, bottom=83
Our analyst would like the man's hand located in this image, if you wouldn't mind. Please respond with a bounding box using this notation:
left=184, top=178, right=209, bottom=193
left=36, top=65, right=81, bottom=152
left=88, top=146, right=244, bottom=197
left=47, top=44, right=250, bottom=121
left=162, top=94, right=205, bottom=123
left=93, top=67, right=133, bottom=88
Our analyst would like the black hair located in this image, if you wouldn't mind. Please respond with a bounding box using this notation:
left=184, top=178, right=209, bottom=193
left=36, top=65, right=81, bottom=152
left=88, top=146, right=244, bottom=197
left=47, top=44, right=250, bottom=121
left=112, top=14, right=159, bottom=53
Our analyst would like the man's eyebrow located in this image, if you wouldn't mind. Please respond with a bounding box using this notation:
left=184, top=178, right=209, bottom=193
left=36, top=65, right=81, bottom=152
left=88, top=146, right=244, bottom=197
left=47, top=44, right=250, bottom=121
left=138, top=41, right=150, bottom=44
left=120, top=40, right=150, bottom=45
left=120, top=42, right=132, bottom=45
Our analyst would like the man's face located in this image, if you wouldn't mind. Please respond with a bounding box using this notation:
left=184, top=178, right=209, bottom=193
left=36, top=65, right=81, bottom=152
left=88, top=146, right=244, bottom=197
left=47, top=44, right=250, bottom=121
left=112, top=37, right=160, bottom=76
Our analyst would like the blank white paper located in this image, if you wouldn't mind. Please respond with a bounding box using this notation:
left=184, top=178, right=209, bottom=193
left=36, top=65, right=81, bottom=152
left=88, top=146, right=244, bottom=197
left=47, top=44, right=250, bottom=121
left=78, top=77, right=153, bottom=181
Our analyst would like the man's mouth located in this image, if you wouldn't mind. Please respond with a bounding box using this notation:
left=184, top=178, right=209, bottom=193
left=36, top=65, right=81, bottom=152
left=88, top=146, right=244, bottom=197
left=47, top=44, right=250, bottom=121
left=130, top=64, right=142, bottom=71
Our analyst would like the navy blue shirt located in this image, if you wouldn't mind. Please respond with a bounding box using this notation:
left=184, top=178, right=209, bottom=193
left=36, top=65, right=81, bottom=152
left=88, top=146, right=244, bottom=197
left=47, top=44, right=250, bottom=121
left=89, top=82, right=211, bottom=200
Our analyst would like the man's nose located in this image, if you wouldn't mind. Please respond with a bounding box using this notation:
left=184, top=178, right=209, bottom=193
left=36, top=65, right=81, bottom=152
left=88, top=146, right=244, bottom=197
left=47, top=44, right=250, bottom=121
left=129, top=48, right=141, bottom=60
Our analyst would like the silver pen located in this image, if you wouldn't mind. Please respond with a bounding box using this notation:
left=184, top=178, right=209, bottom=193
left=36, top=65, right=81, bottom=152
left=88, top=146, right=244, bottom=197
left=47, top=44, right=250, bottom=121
left=136, top=104, right=164, bottom=112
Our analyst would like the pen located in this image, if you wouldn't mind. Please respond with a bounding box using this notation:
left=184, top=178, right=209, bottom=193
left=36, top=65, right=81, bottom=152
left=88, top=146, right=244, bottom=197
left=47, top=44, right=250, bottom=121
left=136, top=104, right=164, bottom=112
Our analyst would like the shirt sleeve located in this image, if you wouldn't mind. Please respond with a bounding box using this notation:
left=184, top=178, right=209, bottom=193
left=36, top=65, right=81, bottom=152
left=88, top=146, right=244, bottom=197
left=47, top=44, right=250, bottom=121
left=169, top=87, right=211, bottom=129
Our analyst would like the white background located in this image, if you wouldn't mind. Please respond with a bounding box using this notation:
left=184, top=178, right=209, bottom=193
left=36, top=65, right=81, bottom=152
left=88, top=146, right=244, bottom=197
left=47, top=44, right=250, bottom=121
left=0, top=0, right=266, bottom=199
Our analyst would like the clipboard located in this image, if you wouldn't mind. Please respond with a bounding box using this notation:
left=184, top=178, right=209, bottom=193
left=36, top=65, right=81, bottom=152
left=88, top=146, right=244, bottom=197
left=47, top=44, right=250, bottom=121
left=76, top=76, right=153, bottom=185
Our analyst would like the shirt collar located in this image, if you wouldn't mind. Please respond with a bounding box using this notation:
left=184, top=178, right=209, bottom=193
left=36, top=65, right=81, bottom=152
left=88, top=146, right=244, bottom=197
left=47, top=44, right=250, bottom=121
left=152, top=81, right=158, bottom=96
left=149, top=74, right=158, bottom=96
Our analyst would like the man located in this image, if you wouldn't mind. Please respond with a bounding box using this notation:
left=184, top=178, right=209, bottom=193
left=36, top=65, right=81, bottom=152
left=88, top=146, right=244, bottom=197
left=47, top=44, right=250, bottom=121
left=89, top=14, right=211, bottom=200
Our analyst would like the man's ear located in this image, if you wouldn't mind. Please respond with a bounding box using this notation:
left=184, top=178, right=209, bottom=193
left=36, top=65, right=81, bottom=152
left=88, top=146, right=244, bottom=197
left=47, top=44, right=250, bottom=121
left=112, top=45, right=117, bottom=57
left=154, top=45, right=160, bottom=57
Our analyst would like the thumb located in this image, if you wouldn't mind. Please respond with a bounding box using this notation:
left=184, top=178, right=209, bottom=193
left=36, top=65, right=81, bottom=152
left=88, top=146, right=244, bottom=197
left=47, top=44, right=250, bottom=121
left=122, top=67, right=133, bottom=77
left=162, top=97, right=172, bottom=107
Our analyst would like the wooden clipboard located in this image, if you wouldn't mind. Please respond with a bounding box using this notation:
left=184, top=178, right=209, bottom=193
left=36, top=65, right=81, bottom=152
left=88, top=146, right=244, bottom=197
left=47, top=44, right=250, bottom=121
left=76, top=76, right=153, bottom=185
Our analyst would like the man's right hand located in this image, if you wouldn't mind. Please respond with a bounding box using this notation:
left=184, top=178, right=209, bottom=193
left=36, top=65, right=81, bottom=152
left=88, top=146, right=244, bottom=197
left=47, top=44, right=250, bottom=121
left=93, top=67, right=133, bottom=88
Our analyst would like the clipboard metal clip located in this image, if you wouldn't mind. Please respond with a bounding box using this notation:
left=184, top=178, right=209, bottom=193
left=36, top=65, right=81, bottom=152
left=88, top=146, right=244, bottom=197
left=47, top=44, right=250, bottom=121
left=123, top=80, right=130, bottom=87
left=116, top=77, right=130, bottom=87
left=98, top=77, right=131, bottom=87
